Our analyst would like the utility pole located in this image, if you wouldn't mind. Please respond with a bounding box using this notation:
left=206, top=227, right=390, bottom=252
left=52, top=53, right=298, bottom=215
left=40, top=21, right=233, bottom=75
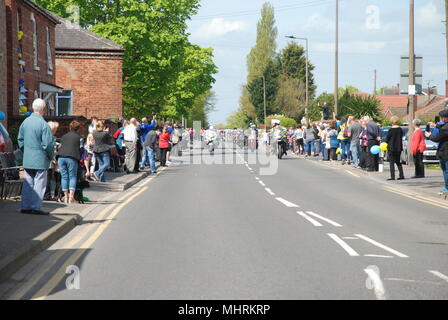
left=408, top=0, right=416, bottom=166
left=263, top=75, right=267, bottom=129
left=373, top=69, right=377, bottom=95
left=445, top=0, right=448, bottom=96
left=334, top=0, right=339, bottom=119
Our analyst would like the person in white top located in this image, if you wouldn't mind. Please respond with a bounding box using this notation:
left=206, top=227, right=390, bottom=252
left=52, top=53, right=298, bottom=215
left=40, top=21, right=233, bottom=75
left=295, top=126, right=304, bottom=155
left=88, top=117, right=98, bottom=134
left=123, top=118, right=139, bottom=173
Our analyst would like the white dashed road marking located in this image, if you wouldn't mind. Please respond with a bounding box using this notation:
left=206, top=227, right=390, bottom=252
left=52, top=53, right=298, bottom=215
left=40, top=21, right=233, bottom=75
left=306, top=211, right=343, bottom=227
left=297, top=211, right=323, bottom=227
left=355, top=234, right=409, bottom=258
left=364, top=254, right=394, bottom=258
left=275, top=197, right=299, bottom=208
left=429, top=270, right=448, bottom=283
left=327, top=233, right=360, bottom=257
left=258, top=181, right=266, bottom=187
left=265, top=188, right=275, bottom=196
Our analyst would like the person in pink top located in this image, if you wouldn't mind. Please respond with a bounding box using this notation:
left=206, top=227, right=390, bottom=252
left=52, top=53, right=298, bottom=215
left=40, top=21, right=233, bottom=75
left=411, top=119, right=427, bottom=178
left=159, top=126, right=171, bottom=167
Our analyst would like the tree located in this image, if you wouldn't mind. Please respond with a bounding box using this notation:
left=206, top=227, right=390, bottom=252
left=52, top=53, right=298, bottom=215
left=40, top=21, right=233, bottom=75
left=338, top=90, right=380, bottom=119
left=187, top=91, right=216, bottom=128
left=246, top=2, right=278, bottom=82
left=226, top=109, right=249, bottom=129
left=280, top=42, right=316, bottom=99
left=36, top=0, right=217, bottom=119
left=237, top=1, right=278, bottom=123
left=247, top=57, right=281, bottom=122
left=275, top=74, right=306, bottom=119
left=239, top=85, right=257, bottom=121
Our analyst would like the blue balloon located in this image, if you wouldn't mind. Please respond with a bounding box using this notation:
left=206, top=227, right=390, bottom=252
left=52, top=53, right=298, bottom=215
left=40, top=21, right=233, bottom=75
left=25, top=111, right=31, bottom=117
left=370, top=145, right=381, bottom=155
left=0, top=111, right=5, bottom=121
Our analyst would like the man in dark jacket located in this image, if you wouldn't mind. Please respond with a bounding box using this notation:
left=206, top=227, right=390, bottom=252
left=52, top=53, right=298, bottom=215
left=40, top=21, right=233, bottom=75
left=366, top=116, right=381, bottom=172
left=144, top=128, right=161, bottom=174
left=427, top=110, right=448, bottom=194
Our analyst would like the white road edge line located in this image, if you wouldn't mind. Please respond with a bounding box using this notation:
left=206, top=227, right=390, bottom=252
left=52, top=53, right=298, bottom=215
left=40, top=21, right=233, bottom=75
left=429, top=270, right=448, bottom=283
left=297, top=211, right=323, bottom=227
left=355, top=234, right=409, bottom=258
left=364, top=267, right=387, bottom=300
left=306, top=211, right=343, bottom=227
left=265, top=188, right=275, bottom=196
left=275, top=197, right=299, bottom=208
left=327, top=233, right=359, bottom=257
left=258, top=181, right=266, bottom=187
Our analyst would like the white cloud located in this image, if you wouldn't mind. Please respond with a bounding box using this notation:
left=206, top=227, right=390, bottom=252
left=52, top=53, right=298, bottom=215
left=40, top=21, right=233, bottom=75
left=417, top=0, right=443, bottom=30
left=302, top=13, right=333, bottom=32
left=195, top=18, right=246, bottom=39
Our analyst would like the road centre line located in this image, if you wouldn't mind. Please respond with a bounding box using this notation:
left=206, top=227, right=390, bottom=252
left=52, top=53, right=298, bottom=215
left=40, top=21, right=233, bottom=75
left=429, top=270, right=448, bottom=283
left=275, top=197, right=299, bottom=208
left=364, top=254, right=394, bottom=258
left=258, top=181, right=266, bottom=187
left=297, top=211, right=323, bottom=227
left=31, top=185, right=149, bottom=300
left=306, top=211, right=343, bottom=227
left=265, top=188, right=275, bottom=196
left=327, top=233, right=360, bottom=257
left=354, top=234, right=409, bottom=258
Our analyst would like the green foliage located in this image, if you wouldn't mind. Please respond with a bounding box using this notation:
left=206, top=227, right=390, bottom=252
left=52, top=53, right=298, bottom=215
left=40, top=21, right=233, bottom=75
left=280, top=42, right=315, bottom=99
left=187, top=91, right=216, bottom=128
left=247, top=57, right=281, bottom=122
left=275, top=74, right=305, bottom=119
left=338, top=90, right=380, bottom=119
left=226, top=109, right=249, bottom=129
left=246, top=2, right=278, bottom=82
left=308, top=92, right=334, bottom=121
left=36, top=0, right=217, bottom=119
left=266, top=115, right=297, bottom=129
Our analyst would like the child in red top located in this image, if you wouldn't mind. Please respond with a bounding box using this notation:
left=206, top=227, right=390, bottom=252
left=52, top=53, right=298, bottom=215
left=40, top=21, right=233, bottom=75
left=411, top=119, right=426, bottom=178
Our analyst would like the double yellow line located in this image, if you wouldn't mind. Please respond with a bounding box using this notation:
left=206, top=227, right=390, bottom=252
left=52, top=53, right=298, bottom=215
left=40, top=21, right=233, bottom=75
left=9, top=168, right=165, bottom=300
left=384, top=185, right=448, bottom=210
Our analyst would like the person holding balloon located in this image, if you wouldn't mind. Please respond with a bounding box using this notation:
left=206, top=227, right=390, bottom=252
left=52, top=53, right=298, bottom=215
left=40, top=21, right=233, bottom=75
left=384, top=116, right=405, bottom=181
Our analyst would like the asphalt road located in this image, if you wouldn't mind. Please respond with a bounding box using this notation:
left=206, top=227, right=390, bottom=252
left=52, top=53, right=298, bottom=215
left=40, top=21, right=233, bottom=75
left=2, top=143, right=448, bottom=300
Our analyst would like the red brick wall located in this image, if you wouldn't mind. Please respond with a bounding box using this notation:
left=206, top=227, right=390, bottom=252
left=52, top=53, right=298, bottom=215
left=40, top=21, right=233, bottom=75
left=0, top=0, right=7, bottom=127
left=55, top=53, right=123, bottom=120
left=5, top=0, right=57, bottom=124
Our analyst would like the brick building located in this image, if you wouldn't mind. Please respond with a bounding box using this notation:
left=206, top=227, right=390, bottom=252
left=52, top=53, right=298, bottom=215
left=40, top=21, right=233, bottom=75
left=55, top=17, right=124, bottom=120
left=4, top=0, right=62, bottom=129
left=0, top=0, right=6, bottom=126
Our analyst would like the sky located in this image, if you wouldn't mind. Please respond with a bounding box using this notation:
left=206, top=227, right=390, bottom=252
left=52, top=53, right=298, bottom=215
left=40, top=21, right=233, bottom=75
left=187, top=0, right=447, bottom=125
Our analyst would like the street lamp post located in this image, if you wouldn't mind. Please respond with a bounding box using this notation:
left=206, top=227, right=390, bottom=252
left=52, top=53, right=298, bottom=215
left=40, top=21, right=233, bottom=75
left=286, top=36, right=309, bottom=120
left=335, top=0, right=339, bottom=119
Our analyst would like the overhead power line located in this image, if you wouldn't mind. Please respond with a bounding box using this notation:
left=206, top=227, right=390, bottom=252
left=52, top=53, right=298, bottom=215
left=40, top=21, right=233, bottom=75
left=193, top=0, right=339, bottom=21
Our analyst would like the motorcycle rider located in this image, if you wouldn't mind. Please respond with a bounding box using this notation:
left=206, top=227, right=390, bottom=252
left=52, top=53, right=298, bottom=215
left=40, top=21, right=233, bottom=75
left=271, top=121, right=288, bottom=157
left=204, top=126, right=218, bottom=153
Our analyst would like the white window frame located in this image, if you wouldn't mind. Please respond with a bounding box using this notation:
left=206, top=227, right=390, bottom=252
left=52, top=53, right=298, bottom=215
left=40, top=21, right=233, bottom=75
left=46, top=27, right=53, bottom=75
left=56, top=90, right=73, bottom=116
left=30, top=13, right=39, bottom=71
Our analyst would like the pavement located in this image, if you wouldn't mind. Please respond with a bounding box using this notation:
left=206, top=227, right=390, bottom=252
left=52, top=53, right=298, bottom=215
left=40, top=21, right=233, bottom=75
left=1, top=144, right=448, bottom=300
left=0, top=168, right=154, bottom=283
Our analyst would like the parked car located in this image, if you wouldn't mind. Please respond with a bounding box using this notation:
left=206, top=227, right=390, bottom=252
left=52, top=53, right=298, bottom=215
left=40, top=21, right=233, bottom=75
left=382, top=125, right=438, bottom=165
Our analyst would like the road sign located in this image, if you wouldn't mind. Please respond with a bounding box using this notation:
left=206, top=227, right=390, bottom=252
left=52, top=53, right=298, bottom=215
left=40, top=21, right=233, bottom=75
left=400, top=55, right=422, bottom=95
